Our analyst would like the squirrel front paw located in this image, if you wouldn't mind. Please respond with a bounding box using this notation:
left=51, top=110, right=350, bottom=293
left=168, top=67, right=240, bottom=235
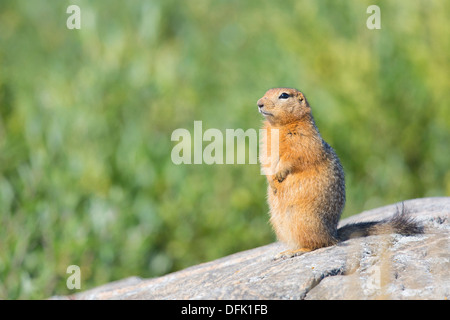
left=275, top=168, right=290, bottom=182
left=274, top=160, right=291, bottom=183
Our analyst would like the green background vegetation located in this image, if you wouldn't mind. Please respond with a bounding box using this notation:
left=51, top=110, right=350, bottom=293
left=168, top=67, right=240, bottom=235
left=0, top=0, right=449, bottom=299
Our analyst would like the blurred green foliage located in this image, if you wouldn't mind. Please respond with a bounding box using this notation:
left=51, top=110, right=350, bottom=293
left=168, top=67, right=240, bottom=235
left=0, top=0, right=449, bottom=299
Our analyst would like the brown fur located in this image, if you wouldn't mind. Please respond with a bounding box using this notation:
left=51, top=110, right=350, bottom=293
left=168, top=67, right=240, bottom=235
left=337, top=204, right=424, bottom=241
left=257, top=88, right=421, bottom=259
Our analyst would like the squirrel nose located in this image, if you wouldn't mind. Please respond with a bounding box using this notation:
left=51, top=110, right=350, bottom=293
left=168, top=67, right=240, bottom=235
left=257, top=99, right=264, bottom=109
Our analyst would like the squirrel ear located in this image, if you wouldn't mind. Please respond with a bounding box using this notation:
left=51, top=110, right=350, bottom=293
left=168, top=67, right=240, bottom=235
left=297, top=92, right=305, bottom=102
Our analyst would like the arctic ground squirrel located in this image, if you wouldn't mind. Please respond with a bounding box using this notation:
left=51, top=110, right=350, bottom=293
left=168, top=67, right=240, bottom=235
left=258, top=88, right=422, bottom=259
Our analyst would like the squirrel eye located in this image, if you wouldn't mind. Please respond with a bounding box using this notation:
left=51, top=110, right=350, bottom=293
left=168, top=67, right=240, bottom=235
left=278, top=92, right=290, bottom=99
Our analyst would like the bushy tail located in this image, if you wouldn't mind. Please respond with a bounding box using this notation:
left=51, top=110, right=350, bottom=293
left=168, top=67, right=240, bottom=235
left=337, top=204, right=424, bottom=242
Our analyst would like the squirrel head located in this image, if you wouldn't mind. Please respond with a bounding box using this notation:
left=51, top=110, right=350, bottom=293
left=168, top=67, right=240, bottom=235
left=257, top=88, right=311, bottom=126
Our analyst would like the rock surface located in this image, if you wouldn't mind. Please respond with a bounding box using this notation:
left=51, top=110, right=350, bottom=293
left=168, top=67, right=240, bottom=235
left=56, top=197, right=450, bottom=300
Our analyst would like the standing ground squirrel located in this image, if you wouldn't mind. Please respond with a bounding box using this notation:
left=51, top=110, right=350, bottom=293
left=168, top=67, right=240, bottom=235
left=258, top=88, right=422, bottom=259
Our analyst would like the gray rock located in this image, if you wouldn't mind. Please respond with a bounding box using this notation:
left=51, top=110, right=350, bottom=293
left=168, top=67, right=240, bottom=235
left=57, top=197, right=450, bottom=300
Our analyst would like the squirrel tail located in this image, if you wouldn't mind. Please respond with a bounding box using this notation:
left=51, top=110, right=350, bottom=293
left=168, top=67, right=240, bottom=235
left=337, top=203, right=424, bottom=242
